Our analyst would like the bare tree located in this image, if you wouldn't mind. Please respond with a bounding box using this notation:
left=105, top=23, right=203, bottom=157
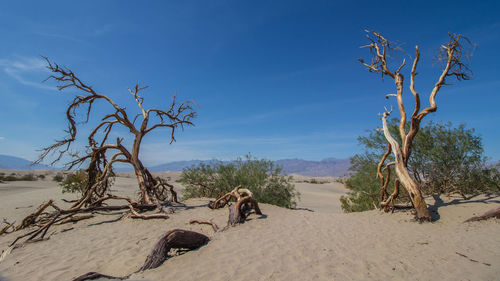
left=359, top=31, right=473, bottom=221
left=35, top=57, right=196, bottom=208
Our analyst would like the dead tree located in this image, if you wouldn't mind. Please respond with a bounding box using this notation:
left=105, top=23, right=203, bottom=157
left=359, top=31, right=473, bottom=221
left=35, top=57, right=195, bottom=207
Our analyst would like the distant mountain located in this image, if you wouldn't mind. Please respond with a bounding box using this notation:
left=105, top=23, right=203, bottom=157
left=276, top=158, right=351, bottom=177
left=0, top=154, right=350, bottom=177
left=0, top=154, right=54, bottom=170
left=148, top=157, right=351, bottom=177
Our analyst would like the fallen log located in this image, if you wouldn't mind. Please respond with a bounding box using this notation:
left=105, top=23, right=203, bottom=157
left=464, top=206, right=500, bottom=223
left=72, top=272, right=128, bottom=281
left=139, top=229, right=209, bottom=271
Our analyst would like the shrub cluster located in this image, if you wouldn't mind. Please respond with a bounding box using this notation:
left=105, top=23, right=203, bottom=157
left=180, top=155, right=299, bottom=208
left=0, top=172, right=38, bottom=181
left=59, top=170, right=89, bottom=194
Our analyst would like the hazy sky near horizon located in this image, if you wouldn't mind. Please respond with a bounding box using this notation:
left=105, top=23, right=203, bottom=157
left=0, top=0, right=499, bottom=166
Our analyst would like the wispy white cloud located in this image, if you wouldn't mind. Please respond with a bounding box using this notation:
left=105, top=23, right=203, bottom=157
left=34, top=31, right=84, bottom=43
left=0, top=56, right=56, bottom=90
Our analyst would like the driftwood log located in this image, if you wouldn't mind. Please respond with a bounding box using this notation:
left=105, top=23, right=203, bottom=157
left=71, top=229, right=209, bottom=281
left=139, top=229, right=209, bottom=271
left=464, top=206, right=500, bottom=223
left=72, top=272, right=127, bottom=281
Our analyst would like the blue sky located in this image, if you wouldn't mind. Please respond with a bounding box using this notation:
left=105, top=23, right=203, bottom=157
left=0, top=0, right=499, bottom=166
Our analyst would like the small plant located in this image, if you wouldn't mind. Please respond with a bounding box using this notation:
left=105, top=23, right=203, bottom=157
left=52, top=174, right=64, bottom=182
left=0, top=173, right=37, bottom=181
left=37, top=174, right=46, bottom=179
left=59, top=170, right=115, bottom=197
left=20, top=173, right=37, bottom=181
left=305, top=178, right=328, bottom=184
left=59, top=170, right=89, bottom=195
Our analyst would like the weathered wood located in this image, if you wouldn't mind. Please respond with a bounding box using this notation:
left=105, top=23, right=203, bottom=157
left=57, top=214, right=94, bottom=225
left=464, top=206, right=500, bottom=223
left=127, top=205, right=169, bottom=220
left=227, top=196, right=262, bottom=226
left=210, top=186, right=253, bottom=210
left=189, top=219, right=219, bottom=232
left=382, top=110, right=431, bottom=221
left=139, top=229, right=209, bottom=271
left=15, top=200, right=54, bottom=231
left=72, top=272, right=127, bottom=281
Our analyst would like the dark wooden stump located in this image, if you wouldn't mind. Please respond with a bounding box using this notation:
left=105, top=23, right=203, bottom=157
left=139, top=229, right=209, bottom=271
left=227, top=196, right=262, bottom=226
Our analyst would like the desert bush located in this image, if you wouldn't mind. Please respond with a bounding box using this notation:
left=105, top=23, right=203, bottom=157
left=19, top=173, right=37, bottom=181
left=340, top=119, right=500, bottom=212
left=0, top=173, right=37, bottom=181
left=180, top=155, right=299, bottom=208
left=59, top=170, right=88, bottom=194
left=52, top=174, right=64, bottom=182
left=59, top=170, right=116, bottom=196
left=37, top=174, right=46, bottom=179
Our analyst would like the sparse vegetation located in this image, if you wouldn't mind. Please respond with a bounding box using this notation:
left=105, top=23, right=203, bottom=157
left=340, top=120, right=500, bottom=213
left=180, top=155, right=299, bottom=208
left=0, top=173, right=38, bottom=182
left=52, top=174, right=64, bottom=182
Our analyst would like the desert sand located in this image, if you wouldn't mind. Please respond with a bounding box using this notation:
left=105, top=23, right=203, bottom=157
left=0, top=171, right=499, bottom=281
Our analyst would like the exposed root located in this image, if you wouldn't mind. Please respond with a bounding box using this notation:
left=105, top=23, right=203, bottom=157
left=57, top=215, right=94, bottom=225
left=464, top=206, right=500, bottom=223
left=15, top=200, right=54, bottom=231
left=189, top=219, right=219, bottom=232
left=127, top=205, right=169, bottom=220
left=0, top=220, right=15, bottom=235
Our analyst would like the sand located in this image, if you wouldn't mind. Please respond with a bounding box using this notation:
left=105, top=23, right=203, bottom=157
left=0, top=172, right=499, bottom=281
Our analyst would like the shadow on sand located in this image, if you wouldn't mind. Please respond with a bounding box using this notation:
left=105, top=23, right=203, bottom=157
left=427, top=193, right=500, bottom=221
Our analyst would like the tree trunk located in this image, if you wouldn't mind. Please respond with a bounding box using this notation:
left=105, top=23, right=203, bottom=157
left=382, top=113, right=431, bottom=221
left=394, top=161, right=431, bottom=221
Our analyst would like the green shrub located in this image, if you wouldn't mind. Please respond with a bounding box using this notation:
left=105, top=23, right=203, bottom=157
left=2, top=175, right=19, bottom=181
left=0, top=173, right=37, bottom=181
left=52, top=174, right=64, bottom=182
left=180, top=155, right=299, bottom=208
left=59, top=170, right=88, bottom=194
left=341, top=119, right=500, bottom=213
left=20, top=173, right=37, bottom=181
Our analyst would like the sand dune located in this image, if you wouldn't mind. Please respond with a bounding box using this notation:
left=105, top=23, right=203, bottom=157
left=0, top=174, right=499, bottom=281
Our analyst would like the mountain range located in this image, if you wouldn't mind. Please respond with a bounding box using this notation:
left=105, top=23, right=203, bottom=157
left=0, top=154, right=54, bottom=170
left=0, top=154, right=351, bottom=177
